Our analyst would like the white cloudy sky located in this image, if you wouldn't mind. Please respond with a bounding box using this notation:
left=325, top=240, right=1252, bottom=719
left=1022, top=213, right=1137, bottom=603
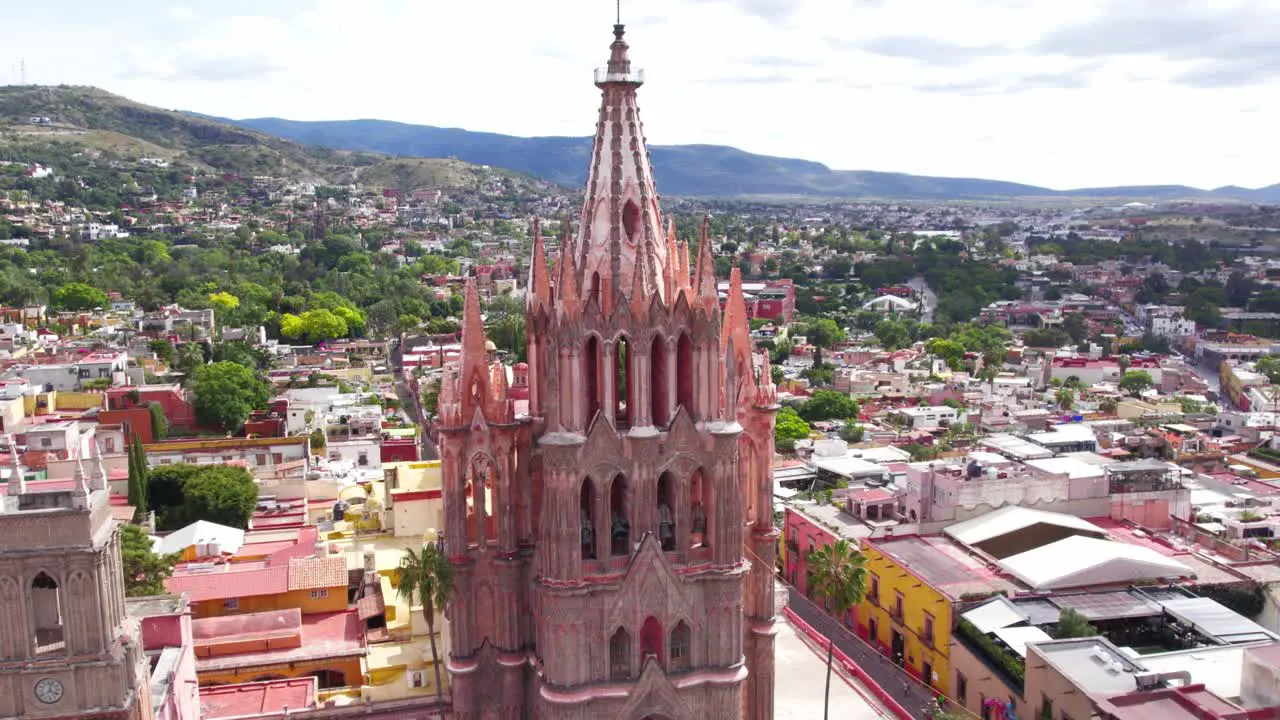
left=3, top=0, right=1279, bottom=190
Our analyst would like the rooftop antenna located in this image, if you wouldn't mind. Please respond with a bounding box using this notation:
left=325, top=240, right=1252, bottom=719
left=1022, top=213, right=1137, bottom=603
left=616, top=0, right=621, bottom=25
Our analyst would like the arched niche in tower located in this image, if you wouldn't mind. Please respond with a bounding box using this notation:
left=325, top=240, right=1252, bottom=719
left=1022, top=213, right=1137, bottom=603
left=689, top=468, right=710, bottom=550
left=650, top=334, right=668, bottom=426
left=589, top=271, right=602, bottom=308
left=30, top=571, right=64, bottom=655
left=640, top=616, right=663, bottom=665
left=739, top=435, right=758, bottom=526
left=676, top=332, right=694, bottom=418
left=465, top=454, right=496, bottom=547
left=579, top=477, right=598, bottom=561
left=656, top=470, right=675, bottom=552
left=609, top=473, right=630, bottom=557
left=614, top=334, right=632, bottom=428
left=584, top=335, right=602, bottom=425
left=622, top=199, right=641, bottom=244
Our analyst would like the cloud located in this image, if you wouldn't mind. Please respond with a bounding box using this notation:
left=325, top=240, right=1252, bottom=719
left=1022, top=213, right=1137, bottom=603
left=706, top=73, right=792, bottom=84
left=688, top=0, right=799, bottom=21
left=911, top=63, right=1098, bottom=95
left=1033, top=1, right=1280, bottom=85
left=834, top=35, right=1009, bottom=65
left=742, top=55, right=818, bottom=69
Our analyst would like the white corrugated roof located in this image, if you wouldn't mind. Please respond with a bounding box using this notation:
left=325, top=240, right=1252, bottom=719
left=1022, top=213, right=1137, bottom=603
left=962, top=596, right=1029, bottom=634
left=999, top=536, right=1189, bottom=590
left=945, top=505, right=1104, bottom=547
left=993, top=625, right=1054, bottom=658
left=157, top=520, right=246, bottom=556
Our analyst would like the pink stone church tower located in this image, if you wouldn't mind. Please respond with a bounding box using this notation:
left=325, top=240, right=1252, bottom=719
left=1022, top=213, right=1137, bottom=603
left=438, top=22, right=779, bottom=720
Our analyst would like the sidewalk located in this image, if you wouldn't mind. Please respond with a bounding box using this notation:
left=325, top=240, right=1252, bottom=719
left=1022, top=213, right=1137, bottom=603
left=787, top=585, right=936, bottom=719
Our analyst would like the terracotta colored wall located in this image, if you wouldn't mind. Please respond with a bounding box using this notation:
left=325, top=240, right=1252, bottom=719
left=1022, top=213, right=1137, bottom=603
left=99, top=407, right=155, bottom=444
left=190, top=587, right=348, bottom=620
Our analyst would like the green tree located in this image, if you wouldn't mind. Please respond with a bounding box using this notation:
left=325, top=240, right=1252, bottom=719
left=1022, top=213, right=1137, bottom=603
left=146, top=464, right=259, bottom=530
left=398, top=544, right=455, bottom=707
left=51, top=282, right=108, bottom=311
left=1055, top=387, right=1075, bottom=410
left=806, top=540, right=868, bottom=720
left=149, top=403, right=169, bottom=440
left=310, top=429, right=327, bottom=455
left=121, top=524, right=178, bottom=597
left=127, top=435, right=148, bottom=520
left=1054, top=608, right=1098, bottom=639
left=191, top=361, right=270, bottom=431
left=421, top=378, right=441, bottom=417
left=925, top=338, right=965, bottom=370
left=1118, top=370, right=1154, bottom=397
left=775, top=406, right=811, bottom=452
left=1257, top=356, right=1280, bottom=385
left=280, top=309, right=349, bottom=343
left=804, top=317, right=846, bottom=366
left=799, top=390, right=860, bottom=423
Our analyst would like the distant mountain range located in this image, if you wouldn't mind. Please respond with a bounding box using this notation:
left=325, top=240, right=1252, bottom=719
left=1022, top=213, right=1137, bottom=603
left=224, top=116, right=1280, bottom=203
left=0, top=87, right=556, bottom=193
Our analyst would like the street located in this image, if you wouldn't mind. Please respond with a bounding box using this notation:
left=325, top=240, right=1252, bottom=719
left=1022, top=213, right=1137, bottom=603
left=786, top=586, right=936, bottom=718
left=391, top=339, right=439, bottom=461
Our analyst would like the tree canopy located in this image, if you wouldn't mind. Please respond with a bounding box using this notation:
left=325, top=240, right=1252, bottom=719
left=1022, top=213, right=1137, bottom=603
left=52, top=281, right=108, bottom=311
left=146, top=464, right=260, bottom=531
left=1118, top=369, right=1154, bottom=397
left=121, top=524, right=179, bottom=597
left=191, top=361, right=270, bottom=431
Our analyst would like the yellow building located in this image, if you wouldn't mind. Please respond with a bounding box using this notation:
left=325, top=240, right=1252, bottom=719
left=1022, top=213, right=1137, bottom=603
left=859, top=535, right=1017, bottom=694
left=167, top=554, right=349, bottom=620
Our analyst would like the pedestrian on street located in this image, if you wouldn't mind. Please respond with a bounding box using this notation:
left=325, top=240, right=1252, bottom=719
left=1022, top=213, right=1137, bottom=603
left=902, top=678, right=910, bottom=696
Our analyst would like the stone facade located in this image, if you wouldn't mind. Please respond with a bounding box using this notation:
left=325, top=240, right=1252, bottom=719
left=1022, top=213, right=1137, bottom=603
left=0, top=453, right=149, bottom=720
left=438, top=24, right=779, bottom=720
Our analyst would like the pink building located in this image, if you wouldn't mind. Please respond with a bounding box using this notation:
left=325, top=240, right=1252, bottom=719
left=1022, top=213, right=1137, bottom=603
left=436, top=22, right=779, bottom=720
left=127, top=595, right=199, bottom=720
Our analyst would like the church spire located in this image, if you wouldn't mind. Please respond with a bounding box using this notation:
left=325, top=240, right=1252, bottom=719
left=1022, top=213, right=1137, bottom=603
left=574, top=22, right=668, bottom=311
left=528, top=218, right=552, bottom=313
left=6, top=435, right=23, bottom=498
left=694, top=216, right=718, bottom=310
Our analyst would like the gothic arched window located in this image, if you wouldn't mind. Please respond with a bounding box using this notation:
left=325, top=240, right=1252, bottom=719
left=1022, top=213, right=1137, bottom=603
left=609, top=628, right=631, bottom=680
left=657, top=471, right=675, bottom=552
left=614, top=335, right=631, bottom=428
left=31, top=571, right=64, bottom=655
left=670, top=621, right=691, bottom=672
left=580, top=478, right=597, bottom=561
left=740, top=436, right=757, bottom=525
left=676, top=333, right=694, bottom=418
left=610, top=474, right=630, bottom=557
left=585, top=335, right=601, bottom=424
left=689, top=468, right=710, bottom=550
left=650, top=335, right=668, bottom=426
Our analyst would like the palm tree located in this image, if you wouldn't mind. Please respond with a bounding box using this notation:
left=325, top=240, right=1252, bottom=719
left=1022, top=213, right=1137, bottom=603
left=807, top=539, right=869, bottom=720
left=398, top=542, right=455, bottom=707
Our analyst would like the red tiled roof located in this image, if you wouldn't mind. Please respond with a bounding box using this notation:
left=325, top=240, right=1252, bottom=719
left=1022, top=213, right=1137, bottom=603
left=850, top=488, right=894, bottom=503
left=194, top=610, right=364, bottom=673
left=166, top=565, right=289, bottom=603
left=200, top=678, right=317, bottom=719
left=286, top=556, right=347, bottom=591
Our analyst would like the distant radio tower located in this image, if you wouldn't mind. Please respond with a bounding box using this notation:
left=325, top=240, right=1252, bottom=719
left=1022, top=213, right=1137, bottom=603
left=19, top=59, right=26, bottom=85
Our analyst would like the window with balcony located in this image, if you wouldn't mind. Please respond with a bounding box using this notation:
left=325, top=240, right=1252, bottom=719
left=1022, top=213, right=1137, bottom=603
left=924, top=612, right=935, bottom=648
left=893, top=592, right=904, bottom=622
left=869, top=574, right=880, bottom=606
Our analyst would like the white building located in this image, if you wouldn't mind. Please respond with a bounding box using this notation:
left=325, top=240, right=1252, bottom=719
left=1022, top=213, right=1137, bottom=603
left=891, top=405, right=959, bottom=429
